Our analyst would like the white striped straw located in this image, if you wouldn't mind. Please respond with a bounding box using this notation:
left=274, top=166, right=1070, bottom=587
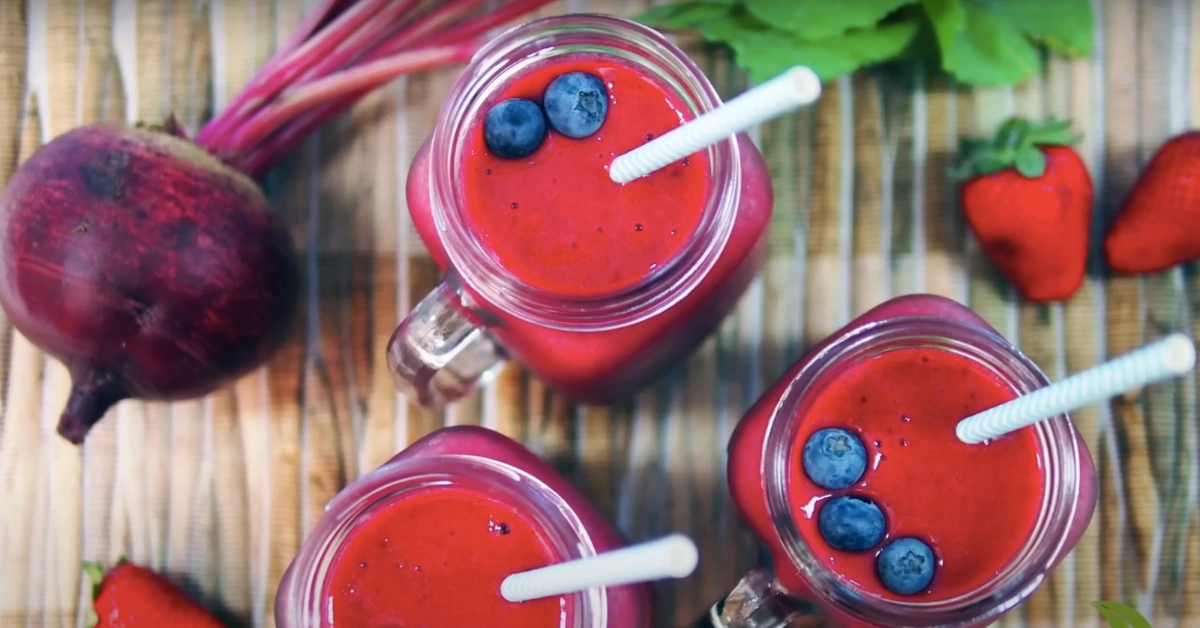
left=607, top=66, right=822, bottom=184
left=500, top=534, right=698, bottom=603
left=956, top=333, right=1197, bottom=444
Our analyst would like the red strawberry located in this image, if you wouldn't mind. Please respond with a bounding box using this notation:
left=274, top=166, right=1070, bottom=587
left=955, top=118, right=1094, bottom=302
left=85, top=560, right=225, bottom=628
left=1104, top=130, right=1200, bottom=273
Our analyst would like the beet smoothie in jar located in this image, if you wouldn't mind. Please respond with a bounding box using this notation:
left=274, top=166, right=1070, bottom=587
left=390, top=14, right=775, bottom=407
left=276, top=426, right=649, bottom=627
left=706, top=295, right=1098, bottom=628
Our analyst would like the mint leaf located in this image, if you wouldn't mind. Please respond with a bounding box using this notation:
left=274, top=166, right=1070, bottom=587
left=1091, top=601, right=1152, bottom=628
left=923, top=0, right=1042, bottom=85
left=635, top=1, right=737, bottom=30
left=988, top=0, right=1093, bottom=57
left=743, top=0, right=918, bottom=40
left=706, top=17, right=921, bottom=83
left=921, top=0, right=968, bottom=35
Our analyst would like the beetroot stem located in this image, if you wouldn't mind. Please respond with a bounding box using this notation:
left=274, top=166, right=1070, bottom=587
left=291, top=0, right=425, bottom=86
left=423, top=0, right=560, bottom=46
left=273, top=0, right=360, bottom=65
left=196, top=0, right=412, bottom=152
left=233, top=44, right=478, bottom=158
left=203, top=0, right=562, bottom=175
left=196, top=0, right=356, bottom=147
left=357, top=0, right=492, bottom=60
left=238, top=0, right=557, bottom=175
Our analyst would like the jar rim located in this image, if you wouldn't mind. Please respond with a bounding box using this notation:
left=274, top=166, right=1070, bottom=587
left=427, top=13, right=741, bottom=331
left=282, top=454, right=607, bottom=627
left=762, top=317, right=1084, bottom=627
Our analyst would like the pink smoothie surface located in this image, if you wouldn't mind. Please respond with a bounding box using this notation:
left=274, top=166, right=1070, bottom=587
left=327, top=486, right=568, bottom=626
left=462, top=55, right=709, bottom=298
left=788, top=346, right=1044, bottom=602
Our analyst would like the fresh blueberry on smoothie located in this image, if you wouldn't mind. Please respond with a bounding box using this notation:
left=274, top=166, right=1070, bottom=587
left=543, top=71, right=608, bottom=138
left=817, top=496, right=885, bottom=552
left=877, top=537, right=936, bottom=595
left=802, top=428, right=868, bottom=490
left=484, top=98, right=547, bottom=159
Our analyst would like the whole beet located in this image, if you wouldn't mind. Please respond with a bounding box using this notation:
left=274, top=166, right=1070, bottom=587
left=0, top=124, right=300, bottom=444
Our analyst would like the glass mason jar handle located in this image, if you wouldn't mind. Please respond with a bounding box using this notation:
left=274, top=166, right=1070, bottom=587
left=693, top=568, right=827, bottom=628
left=386, top=272, right=508, bottom=407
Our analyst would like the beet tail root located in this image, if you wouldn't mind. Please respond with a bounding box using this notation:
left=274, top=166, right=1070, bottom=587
left=57, top=372, right=127, bottom=445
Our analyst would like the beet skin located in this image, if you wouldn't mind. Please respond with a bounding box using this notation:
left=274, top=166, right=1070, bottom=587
left=0, top=124, right=301, bottom=444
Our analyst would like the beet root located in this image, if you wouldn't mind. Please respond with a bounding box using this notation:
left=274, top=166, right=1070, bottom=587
left=0, top=124, right=301, bottom=444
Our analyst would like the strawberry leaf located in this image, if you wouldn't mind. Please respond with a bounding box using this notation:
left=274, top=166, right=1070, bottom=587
left=975, top=153, right=1011, bottom=175
left=743, top=0, right=917, bottom=40
left=953, top=117, right=1080, bottom=180
left=82, top=562, right=106, bottom=628
left=83, top=562, right=106, bottom=598
left=1026, top=119, right=1082, bottom=145
left=1015, top=146, right=1046, bottom=177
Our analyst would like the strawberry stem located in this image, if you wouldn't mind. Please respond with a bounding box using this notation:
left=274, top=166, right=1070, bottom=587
left=952, top=117, right=1082, bottom=180
left=195, top=0, right=552, bottom=175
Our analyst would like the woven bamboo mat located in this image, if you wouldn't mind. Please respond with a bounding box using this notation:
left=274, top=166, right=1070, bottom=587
left=0, top=0, right=1198, bottom=626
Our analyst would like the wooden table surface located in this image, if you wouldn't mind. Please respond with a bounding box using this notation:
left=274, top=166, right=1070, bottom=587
left=1, top=0, right=1199, bottom=626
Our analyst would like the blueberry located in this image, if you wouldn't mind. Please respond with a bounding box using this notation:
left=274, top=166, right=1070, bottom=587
left=543, top=72, right=608, bottom=139
left=817, top=496, right=885, bottom=552
left=877, top=537, right=936, bottom=595
left=484, top=98, right=546, bottom=159
left=802, top=428, right=868, bottom=490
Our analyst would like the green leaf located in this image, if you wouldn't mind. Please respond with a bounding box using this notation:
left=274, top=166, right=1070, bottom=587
left=923, top=0, right=1043, bottom=85
left=634, top=1, right=737, bottom=30
left=987, top=0, right=1094, bottom=57
left=953, top=116, right=1080, bottom=179
left=921, top=0, right=968, bottom=36
left=1014, top=146, right=1046, bottom=177
left=995, top=117, right=1033, bottom=149
left=743, top=0, right=918, bottom=40
left=975, top=153, right=1010, bottom=175
left=1091, top=601, right=1153, bottom=628
left=83, top=562, right=106, bottom=599
left=707, top=17, right=922, bottom=83
left=1026, top=118, right=1082, bottom=145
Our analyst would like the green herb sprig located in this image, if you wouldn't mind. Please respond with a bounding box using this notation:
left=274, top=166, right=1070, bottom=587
left=635, top=0, right=1093, bottom=85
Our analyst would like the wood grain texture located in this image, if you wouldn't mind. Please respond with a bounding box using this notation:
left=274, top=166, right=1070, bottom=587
left=0, top=0, right=1198, bottom=627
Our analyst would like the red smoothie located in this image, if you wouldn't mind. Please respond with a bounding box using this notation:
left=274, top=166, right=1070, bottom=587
left=276, top=426, right=650, bottom=627
left=328, top=486, right=568, bottom=627
left=396, top=15, right=775, bottom=406
left=463, top=57, right=708, bottom=297
left=789, top=347, right=1044, bottom=601
left=716, top=295, right=1099, bottom=627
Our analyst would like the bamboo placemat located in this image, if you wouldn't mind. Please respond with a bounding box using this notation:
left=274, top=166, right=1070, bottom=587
left=0, top=0, right=1197, bottom=626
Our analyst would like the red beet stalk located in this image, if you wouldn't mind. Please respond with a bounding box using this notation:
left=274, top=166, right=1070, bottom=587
left=0, top=0, right=555, bottom=445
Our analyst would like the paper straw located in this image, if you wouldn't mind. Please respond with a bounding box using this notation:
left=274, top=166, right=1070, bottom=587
left=500, top=534, right=699, bottom=603
left=607, top=66, right=821, bottom=184
left=956, top=333, right=1197, bottom=444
